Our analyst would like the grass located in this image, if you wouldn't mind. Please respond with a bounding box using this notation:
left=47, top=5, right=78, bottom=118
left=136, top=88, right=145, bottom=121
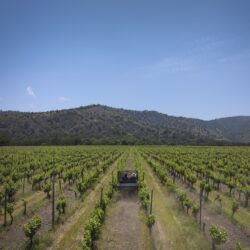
left=141, top=156, right=210, bottom=250
left=0, top=155, right=124, bottom=250
left=209, top=190, right=250, bottom=234
left=156, top=158, right=250, bottom=237
left=49, top=155, right=124, bottom=250
left=0, top=181, right=70, bottom=232
left=194, top=181, right=250, bottom=235
left=0, top=193, right=48, bottom=232
left=27, top=232, right=53, bottom=250
left=0, top=182, right=63, bottom=227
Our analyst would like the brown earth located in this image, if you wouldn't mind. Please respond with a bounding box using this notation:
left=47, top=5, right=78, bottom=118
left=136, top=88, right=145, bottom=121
left=175, top=178, right=250, bottom=250
left=96, top=189, right=152, bottom=250
left=48, top=159, right=120, bottom=250
left=0, top=184, right=76, bottom=250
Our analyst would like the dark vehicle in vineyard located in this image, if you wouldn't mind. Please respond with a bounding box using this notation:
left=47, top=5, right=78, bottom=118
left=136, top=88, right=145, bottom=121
left=117, top=170, right=138, bottom=189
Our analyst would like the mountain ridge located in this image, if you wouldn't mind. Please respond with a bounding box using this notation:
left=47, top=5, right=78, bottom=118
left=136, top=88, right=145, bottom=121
left=0, top=104, right=250, bottom=145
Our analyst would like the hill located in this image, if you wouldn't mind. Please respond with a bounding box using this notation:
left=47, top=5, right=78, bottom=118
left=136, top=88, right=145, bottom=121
left=0, top=104, right=250, bottom=145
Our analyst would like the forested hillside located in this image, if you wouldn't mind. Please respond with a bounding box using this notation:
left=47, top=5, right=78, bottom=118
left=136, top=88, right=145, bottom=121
left=0, top=105, right=250, bottom=145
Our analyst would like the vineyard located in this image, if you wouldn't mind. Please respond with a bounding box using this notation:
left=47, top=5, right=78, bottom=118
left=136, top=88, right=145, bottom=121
left=0, top=146, right=249, bottom=250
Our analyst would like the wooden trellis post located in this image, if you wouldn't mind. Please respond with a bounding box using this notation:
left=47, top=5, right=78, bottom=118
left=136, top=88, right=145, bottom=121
left=100, top=187, right=103, bottom=206
left=150, top=189, right=154, bottom=214
left=52, top=176, right=55, bottom=229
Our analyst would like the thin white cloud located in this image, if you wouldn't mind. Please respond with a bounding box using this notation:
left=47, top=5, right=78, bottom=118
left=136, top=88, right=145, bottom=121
left=139, top=37, right=227, bottom=77
left=58, top=96, right=70, bottom=102
left=189, top=37, right=225, bottom=56
left=139, top=36, right=249, bottom=79
left=26, top=87, right=36, bottom=97
left=139, top=57, right=192, bottom=77
left=150, top=57, right=192, bottom=74
left=219, top=50, right=250, bottom=63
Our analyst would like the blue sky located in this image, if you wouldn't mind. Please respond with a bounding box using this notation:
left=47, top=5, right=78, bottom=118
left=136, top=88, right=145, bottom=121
left=0, top=0, right=250, bottom=120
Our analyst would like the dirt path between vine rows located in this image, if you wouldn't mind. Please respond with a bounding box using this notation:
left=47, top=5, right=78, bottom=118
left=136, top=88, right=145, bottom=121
left=96, top=190, right=152, bottom=250
left=96, top=151, right=152, bottom=250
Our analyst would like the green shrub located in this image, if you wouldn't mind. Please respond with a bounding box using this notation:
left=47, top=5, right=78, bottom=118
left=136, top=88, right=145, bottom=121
left=93, top=207, right=105, bottom=223
left=187, top=173, right=197, bottom=187
left=139, top=187, right=150, bottom=209
left=56, top=194, right=67, bottom=215
left=192, top=204, right=199, bottom=219
left=82, top=229, right=92, bottom=249
left=86, top=214, right=102, bottom=241
left=43, top=181, right=52, bottom=198
left=177, top=190, right=187, bottom=209
left=76, top=180, right=87, bottom=195
left=183, top=198, right=192, bottom=214
left=209, top=224, right=227, bottom=250
left=82, top=181, right=116, bottom=248
left=147, top=214, right=156, bottom=227
left=205, top=183, right=213, bottom=200
left=23, top=215, right=42, bottom=245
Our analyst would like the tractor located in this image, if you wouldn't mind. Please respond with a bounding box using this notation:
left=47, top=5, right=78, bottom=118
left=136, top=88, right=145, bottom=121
left=117, top=170, right=138, bottom=189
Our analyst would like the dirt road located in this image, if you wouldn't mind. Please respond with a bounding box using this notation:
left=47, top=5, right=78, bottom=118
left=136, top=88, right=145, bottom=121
left=96, top=189, right=152, bottom=250
left=96, top=150, right=152, bottom=250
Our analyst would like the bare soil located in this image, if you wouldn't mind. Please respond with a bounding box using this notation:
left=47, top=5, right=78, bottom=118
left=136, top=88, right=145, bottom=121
left=48, top=158, right=122, bottom=250
left=96, top=189, right=152, bottom=250
left=0, top=185, right=75, bottom=250
left=0, top=157, right=121, bottom=250
left=97, top=151, right=152, bottom=250
left=174, top=175, right=250, bottom=250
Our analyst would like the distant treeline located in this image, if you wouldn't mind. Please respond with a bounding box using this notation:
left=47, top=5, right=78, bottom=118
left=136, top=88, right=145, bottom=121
left=1, top=132, right=249, bottom=146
